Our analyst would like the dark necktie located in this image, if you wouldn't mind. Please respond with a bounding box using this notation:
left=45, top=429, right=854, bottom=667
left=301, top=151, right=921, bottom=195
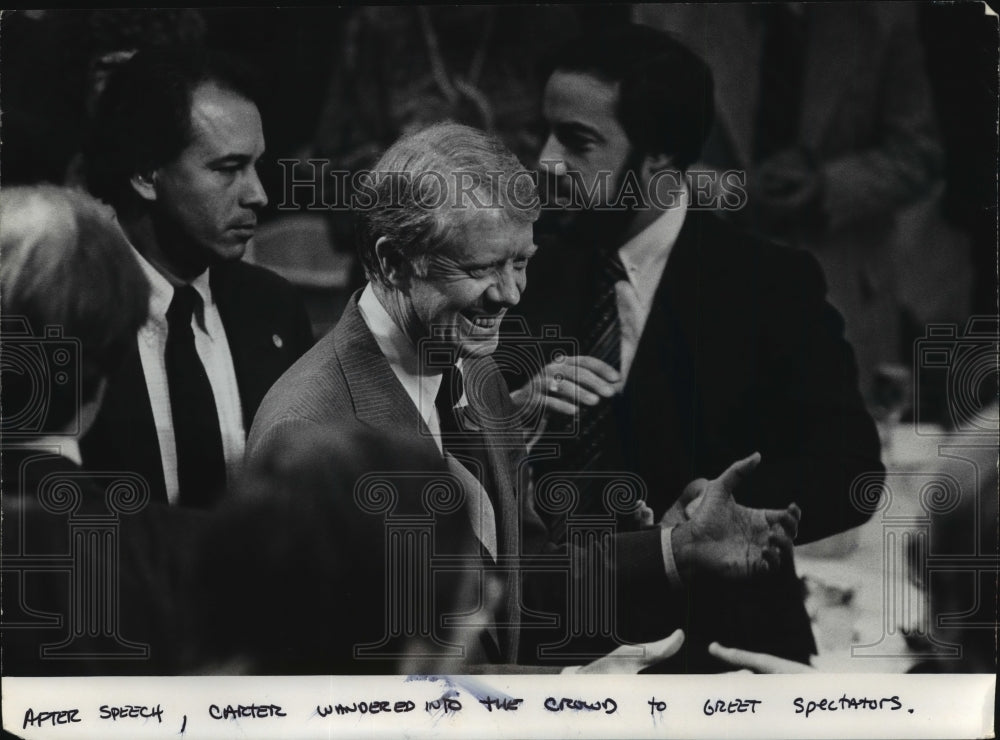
left=435, top=364, right=495, bottom=506
left=754, top=4, right=807, bottom=162
left=435, top=365, right=503, bottom=662
left=582, top=250, right=628, bottom=372
left=561, top=250, right=628, bottom=478
left=165, top=285, right=226, bottom=508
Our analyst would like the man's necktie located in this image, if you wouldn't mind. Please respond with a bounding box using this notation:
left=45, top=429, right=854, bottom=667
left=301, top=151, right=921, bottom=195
left=754, top=4, right=808, bottom=162
left=435, top=365, right=502, bottom=661
left=436, top=364, right=496, bottom=502
left=562, top=250, right=628, bottom=477
left=165, top=285, right=226, bottom=508
left=582, top=250, right=628, bottom=373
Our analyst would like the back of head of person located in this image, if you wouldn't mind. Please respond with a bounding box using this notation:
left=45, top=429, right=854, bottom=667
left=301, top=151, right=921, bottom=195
left=183, top=421, right=481, bottom=674
left=0, top=184, right=149, bottom=438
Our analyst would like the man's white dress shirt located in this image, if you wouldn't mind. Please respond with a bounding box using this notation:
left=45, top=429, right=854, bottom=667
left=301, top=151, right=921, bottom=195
left=134, top=252, right=246, bottom=505
left=615, top=187, right=688, bottom=380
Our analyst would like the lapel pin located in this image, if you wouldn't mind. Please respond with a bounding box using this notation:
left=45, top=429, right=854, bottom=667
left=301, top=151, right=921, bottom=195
left=272, top=334, right=284, bottom=349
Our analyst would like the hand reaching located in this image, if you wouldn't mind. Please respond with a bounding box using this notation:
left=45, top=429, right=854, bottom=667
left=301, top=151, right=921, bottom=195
left=708, top=641, right=816, bottom=673
left=565, top=629, right=685, bottom=674
left=671, top=453, right=801, bottom=580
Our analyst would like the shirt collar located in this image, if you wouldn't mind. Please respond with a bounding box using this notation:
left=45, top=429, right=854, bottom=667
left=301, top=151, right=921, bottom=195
left=358, top=283, right=445, bottom=422
left=7, top=437, right=82, bottom=465
left=618, top=185, right=688, bottom=291
left=133, top=249, right=214, bottom=329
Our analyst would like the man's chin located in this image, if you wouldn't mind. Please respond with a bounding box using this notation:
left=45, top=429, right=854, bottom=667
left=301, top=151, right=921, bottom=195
left=208, top=239, right=248, bottom=265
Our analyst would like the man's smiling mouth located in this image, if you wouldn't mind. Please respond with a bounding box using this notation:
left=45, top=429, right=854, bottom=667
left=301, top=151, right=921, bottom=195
left=462, top=313, right=504, bottom=331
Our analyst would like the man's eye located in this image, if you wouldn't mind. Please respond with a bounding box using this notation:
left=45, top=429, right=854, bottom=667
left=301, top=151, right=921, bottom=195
left=513, top=257, right=529, bottom=271
left=468, top=266, right=493, bottom=279
left=558, top=134, right=593, bottom=154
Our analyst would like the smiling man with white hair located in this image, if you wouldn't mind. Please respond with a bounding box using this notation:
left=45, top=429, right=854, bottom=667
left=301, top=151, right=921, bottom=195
left=248, top=122, right=801, bottom=671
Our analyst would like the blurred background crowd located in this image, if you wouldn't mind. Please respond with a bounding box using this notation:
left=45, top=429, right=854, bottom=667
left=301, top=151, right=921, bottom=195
left=3, top=5, right=995, bottom=417
left=0, top=4, right=996, bottom=678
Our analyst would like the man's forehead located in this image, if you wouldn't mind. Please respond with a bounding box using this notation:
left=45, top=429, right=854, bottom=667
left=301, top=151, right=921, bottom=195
left=446, top=210, right=534, bottom=261
left=186, top=81, right=264, bottom=155
left=544, top=71, right=620, bottom=118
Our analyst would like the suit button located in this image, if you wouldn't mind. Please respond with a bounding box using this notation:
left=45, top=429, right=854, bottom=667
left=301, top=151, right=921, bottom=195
left=272, top=334, right=284, bottom=349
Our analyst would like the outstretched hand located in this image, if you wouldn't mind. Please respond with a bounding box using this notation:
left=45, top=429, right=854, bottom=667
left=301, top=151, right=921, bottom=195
left=566, top=629, right=685, bottom=674
left=671, top=453, right=801, bottom=580
left=708, top=641, right=816, bottom=673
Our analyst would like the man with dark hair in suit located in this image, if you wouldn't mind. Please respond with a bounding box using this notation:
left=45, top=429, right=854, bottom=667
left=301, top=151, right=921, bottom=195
left=505, top=24, right=885, bottom=667
left=81, top=46, right=313, bottom=508
left=635, top=3, right=944, bottom=400
left=249, top=122, right=802, bottom=671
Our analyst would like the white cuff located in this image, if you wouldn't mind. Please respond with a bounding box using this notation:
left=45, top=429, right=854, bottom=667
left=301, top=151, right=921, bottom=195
left=660, top=525, right=684, bottom=590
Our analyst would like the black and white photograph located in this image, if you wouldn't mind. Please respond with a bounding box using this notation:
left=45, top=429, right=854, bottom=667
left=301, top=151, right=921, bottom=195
left=1, top=4, right=996, bottom=739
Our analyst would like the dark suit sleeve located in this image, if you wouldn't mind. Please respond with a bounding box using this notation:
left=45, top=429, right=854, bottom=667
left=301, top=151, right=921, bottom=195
left=744, top=246, right=884, bottom=543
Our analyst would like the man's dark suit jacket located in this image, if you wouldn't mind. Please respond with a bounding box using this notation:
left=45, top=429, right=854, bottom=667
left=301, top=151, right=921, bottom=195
left=247, top=295, right=673, bottom=670
left=505, top=209, right=885, bottom=665
left=81, top=260, right=314, bottom=505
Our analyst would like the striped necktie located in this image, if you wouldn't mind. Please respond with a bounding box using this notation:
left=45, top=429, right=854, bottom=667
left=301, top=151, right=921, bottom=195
left=563, top=250, right=628, bottom=478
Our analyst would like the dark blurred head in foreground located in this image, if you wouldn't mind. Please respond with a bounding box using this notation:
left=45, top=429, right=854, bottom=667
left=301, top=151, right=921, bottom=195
left=185, top=421, right=485, bottom=674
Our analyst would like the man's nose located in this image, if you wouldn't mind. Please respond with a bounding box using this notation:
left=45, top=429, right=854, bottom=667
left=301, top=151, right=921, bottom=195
left=488, top=263, right=522, bottom=307
left=537, top=135, right=568, bottom=178
left=242, top=166, right=268, bottom=209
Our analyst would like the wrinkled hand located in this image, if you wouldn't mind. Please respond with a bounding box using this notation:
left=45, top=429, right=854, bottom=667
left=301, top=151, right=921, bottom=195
left=565, top=629, right=685, bottom=674
left=510, top=355, right=621, bottom=419
left=671, top=453, right=801, bottom=580
left=708, top=641, right=816, bottom=673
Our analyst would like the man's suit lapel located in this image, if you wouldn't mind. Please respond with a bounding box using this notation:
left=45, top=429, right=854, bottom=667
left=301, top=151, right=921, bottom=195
left=462, top=362, right=522, bottom=663
left=211, top=265, right=300, bottom=430
left=211, top=267, right=257, bottom=429
left=333, top=299, right=439, bottom=456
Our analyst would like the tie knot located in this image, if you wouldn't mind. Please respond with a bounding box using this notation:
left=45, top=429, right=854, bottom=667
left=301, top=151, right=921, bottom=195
left=602, top=250, right=628, bottom=284
left=167, top=285, right=203, bottom=329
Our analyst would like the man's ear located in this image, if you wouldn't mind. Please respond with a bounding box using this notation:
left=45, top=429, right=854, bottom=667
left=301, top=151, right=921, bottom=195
left=129, top=171, right=158, bottom=202
left=375, top=236, right=411, bottom=287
